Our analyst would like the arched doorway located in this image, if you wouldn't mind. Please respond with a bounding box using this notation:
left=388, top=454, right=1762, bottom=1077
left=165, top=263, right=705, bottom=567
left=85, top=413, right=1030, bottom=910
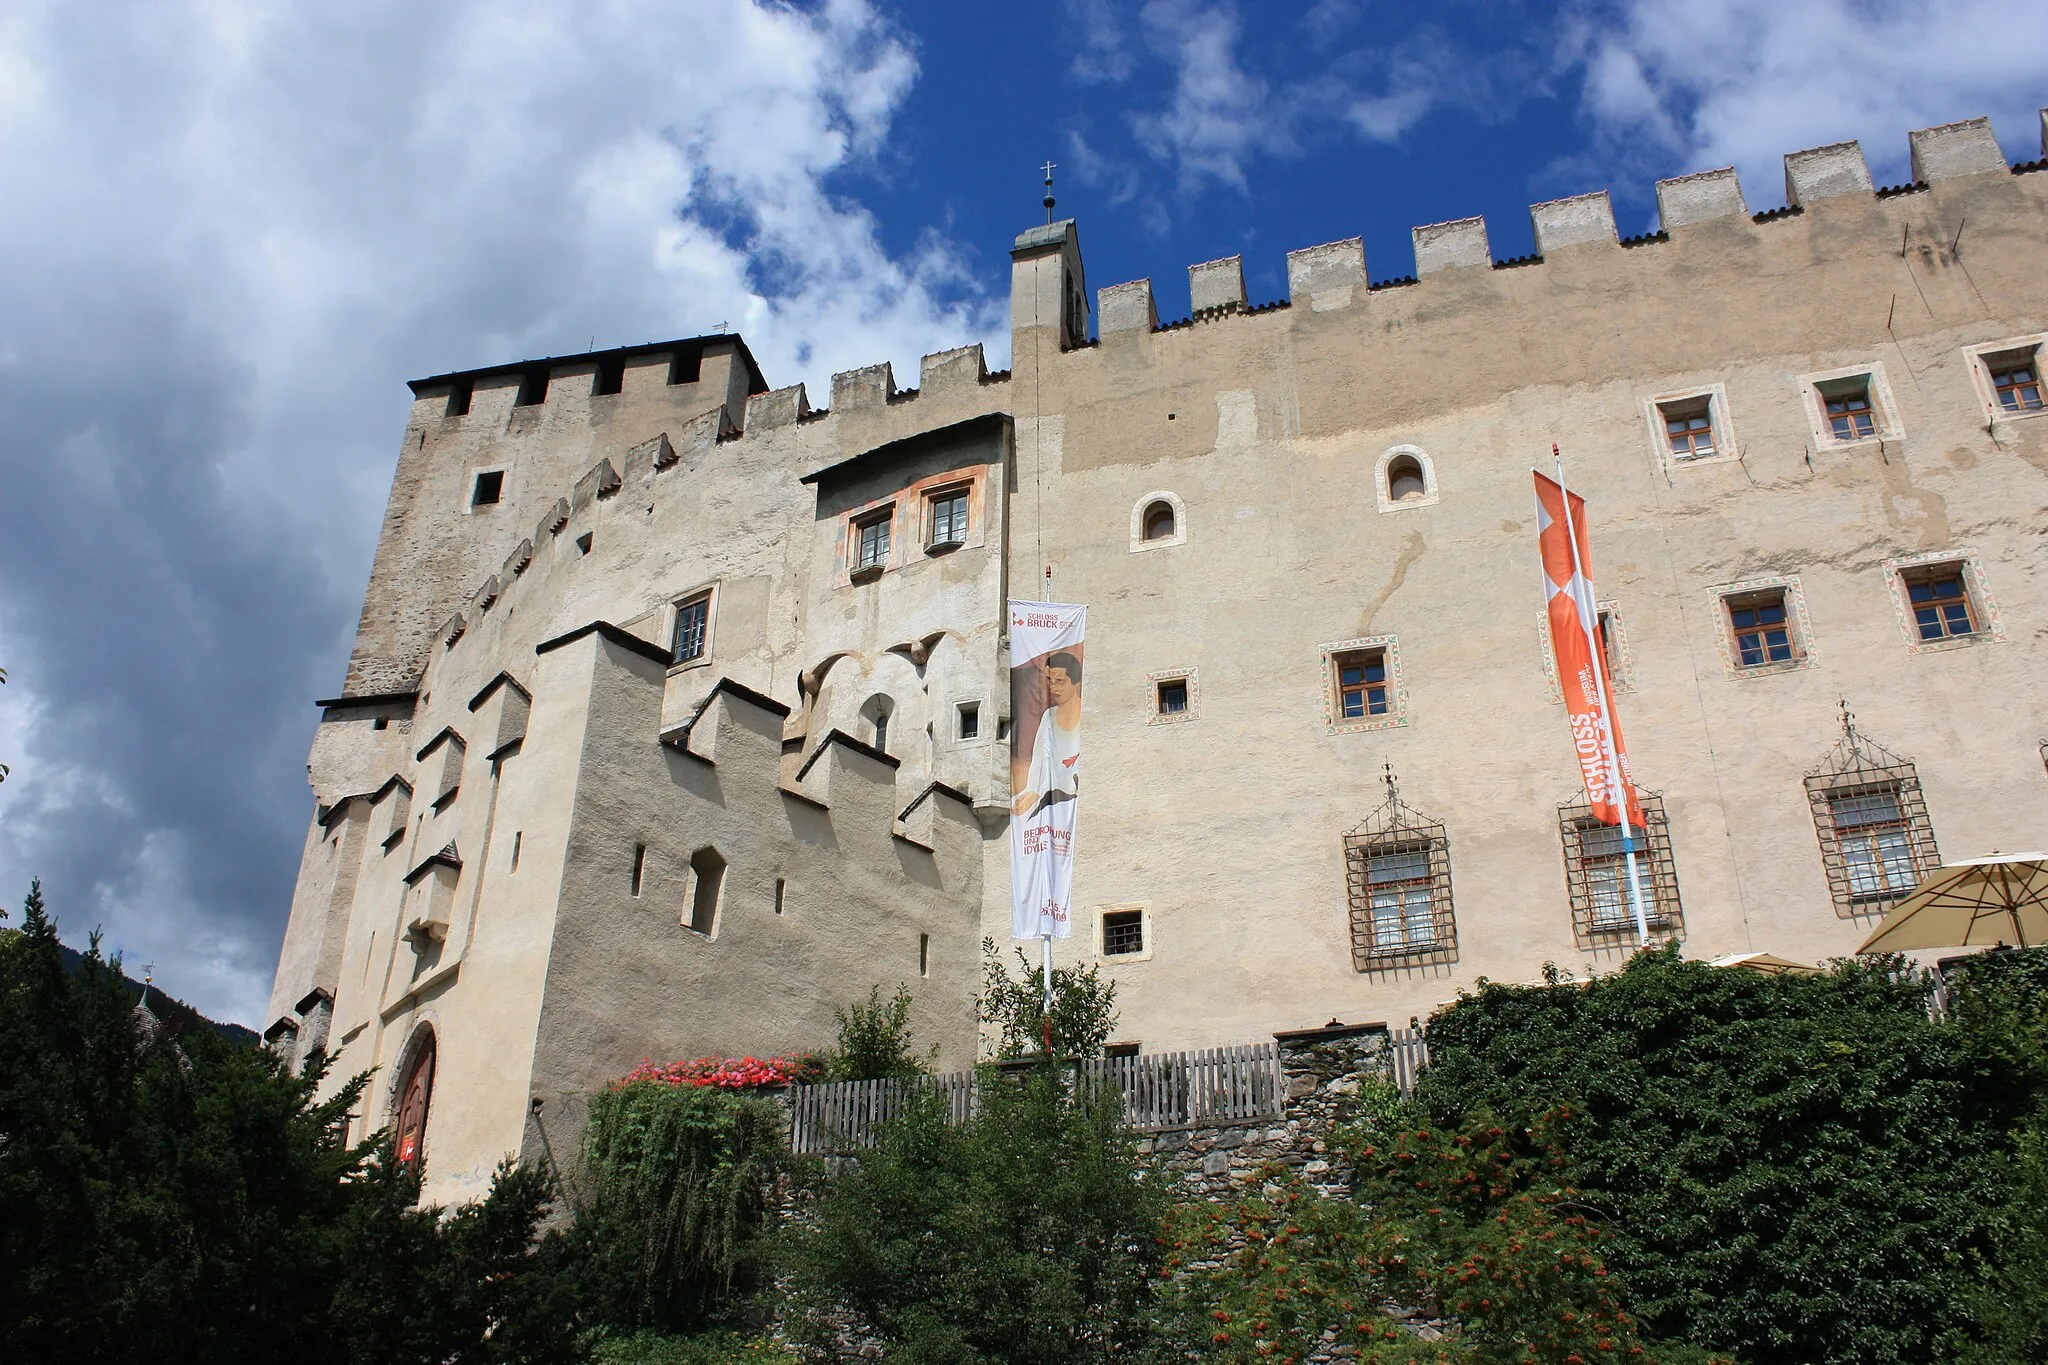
left=394, top=1029, right=436, bottom=1172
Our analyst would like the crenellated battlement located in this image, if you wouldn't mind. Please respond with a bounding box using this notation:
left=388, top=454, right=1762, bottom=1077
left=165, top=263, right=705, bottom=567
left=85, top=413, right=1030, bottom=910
left=1084, top=111, right=2046, bottom=333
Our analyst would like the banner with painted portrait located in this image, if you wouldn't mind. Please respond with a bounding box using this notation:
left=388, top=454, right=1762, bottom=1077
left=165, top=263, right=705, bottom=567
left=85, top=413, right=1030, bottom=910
left=1007, top=600, right=1087, bottom=939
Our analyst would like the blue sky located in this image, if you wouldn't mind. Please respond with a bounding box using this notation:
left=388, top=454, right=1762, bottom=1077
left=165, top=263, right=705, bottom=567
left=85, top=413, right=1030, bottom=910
left=0, top=0, right=2041, bottom=1025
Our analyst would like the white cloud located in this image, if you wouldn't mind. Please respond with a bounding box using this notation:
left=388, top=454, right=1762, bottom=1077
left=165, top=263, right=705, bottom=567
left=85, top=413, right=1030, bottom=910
left=1065, top=0, right=1135, bottom=84
left=0, top=0, right=999, bottom=1025
left=1578, top=0, right=2048, bottom=204
left=1131, top=1, right=1293, bottom=192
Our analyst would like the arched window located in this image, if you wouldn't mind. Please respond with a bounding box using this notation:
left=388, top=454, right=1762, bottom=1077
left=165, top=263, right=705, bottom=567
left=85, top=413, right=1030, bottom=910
left=1141, top=500, right=1176, bottom=542
left=860, top=695, right=895, bottom=754
left=1386, top=455, right=1426, bottom=502
left=394, top=1030, right=436, bottom=1172
left=1375, top=446, right=1438, bottom=511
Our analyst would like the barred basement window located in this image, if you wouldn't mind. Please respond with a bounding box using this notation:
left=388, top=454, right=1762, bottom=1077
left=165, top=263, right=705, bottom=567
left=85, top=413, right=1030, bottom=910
left=1343, top=775, right=1456, bottom=969
left=1557, top=792, right=1682, bottom=945
left=1102, top=910, right=1145, bottom=957
left=1805, top=716, right=1941, bottom=917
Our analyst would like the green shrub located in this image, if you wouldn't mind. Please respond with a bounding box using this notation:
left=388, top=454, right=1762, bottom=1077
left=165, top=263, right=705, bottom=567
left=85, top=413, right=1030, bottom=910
left=830, top=984, right=931, bottom=1081
left=1417, top=946, right=2041, bottom=1364
left=575, top=1079, right=790, bottom=1331
left=785, top=1065, right=1168, bottom=1362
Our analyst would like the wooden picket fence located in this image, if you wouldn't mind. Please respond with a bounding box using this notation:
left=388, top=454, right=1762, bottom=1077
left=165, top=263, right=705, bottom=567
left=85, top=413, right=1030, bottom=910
left=784, top=1042, right=1284, bottom=1155
left=1387, top=1026, right=1430, bottom=1096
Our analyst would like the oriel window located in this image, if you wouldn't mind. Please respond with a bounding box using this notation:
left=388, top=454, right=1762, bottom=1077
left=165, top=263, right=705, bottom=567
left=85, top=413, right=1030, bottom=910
left=855, top=511, right=892, bottom=570
left=928, top=489, right=969, bottom=547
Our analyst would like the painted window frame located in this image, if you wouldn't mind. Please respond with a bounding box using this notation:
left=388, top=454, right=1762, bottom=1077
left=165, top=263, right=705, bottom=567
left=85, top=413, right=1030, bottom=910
left=1094, top=902, right=1154, bottom=963
left=1797, top=363, right=1904, bottom=449
left=1147, top=667, right=1198, bottom=726
left=1374, top=445, right=1440, bottom=513
left=1883, top=549, right=2006, bottom=654
left=1129, top=489, right=1188, bottom=552
left=1642, top=383, right=1738, bottom=470
left=1962, top=334, right=2048, bottom=423
left=1320, top=636, right=1408, bottom=735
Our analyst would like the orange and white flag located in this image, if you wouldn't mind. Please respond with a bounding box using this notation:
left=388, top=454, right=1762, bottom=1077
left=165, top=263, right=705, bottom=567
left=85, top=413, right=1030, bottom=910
left=1534, top=469, right=1644, bottom=829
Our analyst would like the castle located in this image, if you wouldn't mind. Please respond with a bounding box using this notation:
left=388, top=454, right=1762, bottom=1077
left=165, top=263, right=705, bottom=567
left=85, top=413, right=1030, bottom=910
left=268, top=112, right=2048, bottom=1204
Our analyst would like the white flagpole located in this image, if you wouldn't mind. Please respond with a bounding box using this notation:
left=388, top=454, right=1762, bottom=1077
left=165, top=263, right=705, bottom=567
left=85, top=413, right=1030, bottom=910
left=1553, top=447, right=1649, bottom=946
left=1041, top=562, right=1055, bottom=1052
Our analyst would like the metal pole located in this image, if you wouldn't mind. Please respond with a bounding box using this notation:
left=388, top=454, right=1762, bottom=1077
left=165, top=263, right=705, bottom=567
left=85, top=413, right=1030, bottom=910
left=1553, top=447, right=1650, bottom=946
left=1041, top=932, right=1055, bottom=1056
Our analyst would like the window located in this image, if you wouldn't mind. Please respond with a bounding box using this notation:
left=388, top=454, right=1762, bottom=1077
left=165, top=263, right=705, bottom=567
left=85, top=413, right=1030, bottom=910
left=446, top=378, right=473, bottom=417
left=630, top=843, right=646, bottom=897
left=1334, top=649, right=1389, bottom=720
left=919, top=933, right=930, bottom=977
left=871, top=712, right=888, bottom=753
left=575, top=532, right=594, bottom=556
left=1659, top=397, right=1716, bottom=459
left=1102, top=910, right=1145, bottom=957
left=668, top=348, right=702, bottom=385
left=1142, top=500, right=1175, bottom=542
left=1821, top=381, right=1877, bottom=441
left=928, top=488, right=969, bottom=548
left=471, top=470, right=504, bottom=507
left=592, top=358, right=625, bottom=396
left=672, top=594, right=710, bottom=663
left=1386, top=454, right=1427, bottom=501
left=773, top=877, right=786, bottom=915
left=1155, top=678, right=1187, bottom=716
left=1726, top=589, right=1796, bottom=666
left=1829, top=789, right=1919, bottom=903
left=1558, top=792, right=1682, bottom=945
left=1900, top=563, right=1975, bottom=641
left=1988, top=350, right=2043, bottom=413
left=957, top=703, right=979, bottom=740
left=1806, top=723, right=1940, bottom=916
left=686, top=847, right=724, bottom=935
left=1594, top=610, right=1625, bottom=685
left=854, top=510, right=892, bottom=571
left=515, top=367, right=549, bottom=407
left=509, top=831, right=522, bottom=872
left=1343, top=787, right=1456, bottom=967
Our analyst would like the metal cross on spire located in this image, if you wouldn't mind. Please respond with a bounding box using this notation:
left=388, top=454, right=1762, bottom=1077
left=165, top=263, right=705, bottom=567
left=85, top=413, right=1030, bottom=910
left=1042, top=160, right=1057, bottom=224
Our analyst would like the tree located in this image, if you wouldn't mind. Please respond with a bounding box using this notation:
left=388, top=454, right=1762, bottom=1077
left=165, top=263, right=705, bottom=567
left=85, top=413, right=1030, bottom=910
left=978, top=938, right=1118, bottom=1059
left=0, top=879, right=575, bottom=1364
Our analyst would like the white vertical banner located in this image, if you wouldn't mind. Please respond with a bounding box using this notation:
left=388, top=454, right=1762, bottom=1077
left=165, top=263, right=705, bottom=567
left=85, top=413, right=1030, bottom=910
left=1007, top=600, right=1087, bottom=939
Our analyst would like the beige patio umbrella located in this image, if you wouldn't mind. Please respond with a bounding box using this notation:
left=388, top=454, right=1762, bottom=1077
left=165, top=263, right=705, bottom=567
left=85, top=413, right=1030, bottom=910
left=1857, top=853, right=2048, bottom=953
left=1708, top=951, right=1819, bottom=975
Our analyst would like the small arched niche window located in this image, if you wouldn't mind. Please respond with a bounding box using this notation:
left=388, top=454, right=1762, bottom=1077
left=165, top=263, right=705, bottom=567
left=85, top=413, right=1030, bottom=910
left=1142, top=500, right=1176, bottom=542
left=1375, top=445, right=1438, bottom=512
left=1387, top=455, right=1426, bottom=501
left=860, top=695, right=895, bottom=754
left=394, top=1029, right=436, bottom=1173
left=686, top=847, right=726, bottom=936
left=1128, top=490, right=1187, bottom=552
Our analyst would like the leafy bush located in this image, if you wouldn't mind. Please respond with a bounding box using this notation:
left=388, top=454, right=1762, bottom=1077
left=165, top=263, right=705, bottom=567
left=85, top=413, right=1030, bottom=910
left=785, top=1065, right=1168, bottom=1362
left=830, top=983, right=931, bottom=1081
left=978, top=938, right=1118, bottom=1059
left=1170, top=1107, right=1727, bottom=1365
left=1416, top=946, right=2041, bottom=1364
left=573, top=1078, right=791, bottom=1332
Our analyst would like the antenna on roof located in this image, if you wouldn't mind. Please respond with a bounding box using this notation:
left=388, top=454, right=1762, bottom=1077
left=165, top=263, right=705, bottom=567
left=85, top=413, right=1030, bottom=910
left=711, top=321, right=729, bottom=334
left=1041, top=160, right=1056, bottom=225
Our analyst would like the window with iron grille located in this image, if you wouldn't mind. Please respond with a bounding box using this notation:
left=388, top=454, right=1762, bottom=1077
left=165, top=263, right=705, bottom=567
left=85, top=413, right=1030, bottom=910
left=1725, top=588, right=1796, bottom=666
left=1102, top=910, right=1145, bottom=957
left=1343, top=788, right=1456, bottom=968
left=1805, top=722, right=1940, bottom=917
left=928, top=488, right=969, bottom=547
left=1557, top=792, right=1681, bottom=945
left=1900, top=563, right=1977, bottom=641
left=1333, top=649, right=1389, bottom=721
left=672, top=593, right=710, bottom=663
left=854, top=510, right=892, bottom=570
left=1660, top=397, right=1717, bottom=459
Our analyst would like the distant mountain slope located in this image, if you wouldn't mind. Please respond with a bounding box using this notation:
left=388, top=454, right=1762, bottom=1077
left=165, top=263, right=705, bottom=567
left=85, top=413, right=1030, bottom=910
left=54, top=942, right=261, bottom=1048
